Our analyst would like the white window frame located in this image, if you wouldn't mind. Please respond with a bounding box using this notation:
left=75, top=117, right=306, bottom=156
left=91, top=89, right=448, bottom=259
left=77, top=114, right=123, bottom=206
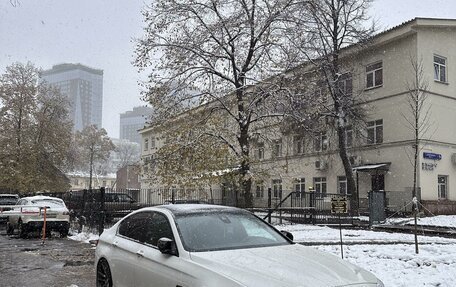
left=338, top=73, right=353, bottom=96
left=256, top=142, right=265, bottom=160
left=366, top=61, right=383, bottom=89
left=434, top=55, right=447, bottom=83
left=293, top=135, right=305, bottom=155
left=150, top=137, right=156, bottom=149
left=338, top=176, right=347, bottom=195
left=438, top=175, right=448, bottom=200
left=314, top=133, right=328, bottom=152
left=144, top=138, right=149, bottom=151
left=295, top=178, right=305, bottom=198
left=255, top=183, right=264, bottom=198
left=367, top=119, right=383, bottom=145
left=313, top=177, right=327, bottom=198
left=272, top=139, right=283, bottom=158
left=272, top=179, right=282, bottom=198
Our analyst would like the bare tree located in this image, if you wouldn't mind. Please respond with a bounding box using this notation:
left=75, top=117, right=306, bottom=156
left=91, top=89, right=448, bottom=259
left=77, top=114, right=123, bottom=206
left=115, top=139, right=140, bottom=169
left=75, top=125, right=115, bottom=190
left=293, top=0, right=375, bottom=214
left=402, top=57, right=431, bottom=254
left=135, top=0, right=307, bottom=206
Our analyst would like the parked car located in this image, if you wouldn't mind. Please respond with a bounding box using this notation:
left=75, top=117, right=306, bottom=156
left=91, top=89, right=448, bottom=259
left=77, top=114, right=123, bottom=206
left=6, top=196, right=70, bottom=238
left=95, top=204, right=384, bottom=287
left=0, top=194, right=20, bottom=222
left=63, top=190, right=141, bottom=221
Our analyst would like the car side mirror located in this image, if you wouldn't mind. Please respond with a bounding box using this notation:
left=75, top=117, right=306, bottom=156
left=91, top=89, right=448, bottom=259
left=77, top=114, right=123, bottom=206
left=157, top=237, right=178, bottom=256
left=280, top=230, right=294, bottom=241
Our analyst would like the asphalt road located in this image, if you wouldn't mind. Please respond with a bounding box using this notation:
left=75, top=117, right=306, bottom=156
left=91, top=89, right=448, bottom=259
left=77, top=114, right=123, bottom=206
left=0, top=223, right=95, bottom=287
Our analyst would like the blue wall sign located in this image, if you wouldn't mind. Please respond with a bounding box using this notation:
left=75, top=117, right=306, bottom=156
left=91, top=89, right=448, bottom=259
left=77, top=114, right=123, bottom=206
left=423, top=152, right=442, bottom=160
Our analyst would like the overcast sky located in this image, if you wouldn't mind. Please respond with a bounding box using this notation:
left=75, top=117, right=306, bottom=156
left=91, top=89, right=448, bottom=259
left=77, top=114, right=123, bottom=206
left=1, top=0, right=455, bottom=138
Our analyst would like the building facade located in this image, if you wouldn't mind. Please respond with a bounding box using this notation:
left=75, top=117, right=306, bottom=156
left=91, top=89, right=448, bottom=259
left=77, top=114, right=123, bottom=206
left=41, top=63, right=103, bottom=131
left=120, top=106, right=153, bottom=144
left=139, top=18, right=456, bottom=214
left=67, top=172, right=116, bottom=191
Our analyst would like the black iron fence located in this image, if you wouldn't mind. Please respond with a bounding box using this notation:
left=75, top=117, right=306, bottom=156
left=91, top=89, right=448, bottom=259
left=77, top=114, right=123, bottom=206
left=261, top=190, right=354, bottom=225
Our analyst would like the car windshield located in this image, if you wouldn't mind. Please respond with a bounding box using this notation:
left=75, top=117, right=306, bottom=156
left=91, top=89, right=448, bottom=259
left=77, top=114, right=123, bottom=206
left=174, top=211, right=290, bottom=252
left=30, top=199, right=65, bottom=208
left=0, top=196, right=18, bottom=204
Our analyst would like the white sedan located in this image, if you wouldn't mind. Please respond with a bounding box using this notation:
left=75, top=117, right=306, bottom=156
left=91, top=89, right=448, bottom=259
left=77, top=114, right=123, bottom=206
left=6, top=195, right=70, bottom=238
left=95, top=204, right=384, bottom=287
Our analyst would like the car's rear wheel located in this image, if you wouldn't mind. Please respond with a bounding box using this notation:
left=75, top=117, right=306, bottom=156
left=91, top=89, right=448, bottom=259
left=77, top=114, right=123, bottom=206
left=60, top=227, right=69, bottom=238
left=96, top=258, right=113, bottom=287
left=18, top=220, right=27, bottom=238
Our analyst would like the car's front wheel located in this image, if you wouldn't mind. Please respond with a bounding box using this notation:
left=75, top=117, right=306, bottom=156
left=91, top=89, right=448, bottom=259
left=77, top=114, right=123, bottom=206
left=6, top=222, right=14, bottom=235
left=96, top=258, right=113, bottom=287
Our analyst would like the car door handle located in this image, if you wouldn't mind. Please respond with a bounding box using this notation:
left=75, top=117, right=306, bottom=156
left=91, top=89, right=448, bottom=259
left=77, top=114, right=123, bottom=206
left=136, top=250, right=145, bottom=257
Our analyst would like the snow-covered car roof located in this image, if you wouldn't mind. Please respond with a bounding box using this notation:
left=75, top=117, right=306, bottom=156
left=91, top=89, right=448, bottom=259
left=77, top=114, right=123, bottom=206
left=155, top=204, right=243, bottom=215
left=20, top=195, right=64, bottom=202
left=0, top=194, right=20, bottom=197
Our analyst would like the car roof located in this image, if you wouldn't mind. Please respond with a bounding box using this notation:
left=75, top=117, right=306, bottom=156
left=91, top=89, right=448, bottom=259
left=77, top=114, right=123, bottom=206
left=154, top=204, right=244, bottom=215
left=0, top=194, right=19, bottom=197
left=21, top=195, right=63, bottom=201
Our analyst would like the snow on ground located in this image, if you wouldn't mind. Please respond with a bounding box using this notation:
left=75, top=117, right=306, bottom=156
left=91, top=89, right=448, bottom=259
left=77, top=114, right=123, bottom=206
left=68, top=229, right=99, bottom=244
left=383, top=215, right=456, bottom=228
left=278, top=223, right=456, bottom=286
left=278, top=224, right=456, bottom=244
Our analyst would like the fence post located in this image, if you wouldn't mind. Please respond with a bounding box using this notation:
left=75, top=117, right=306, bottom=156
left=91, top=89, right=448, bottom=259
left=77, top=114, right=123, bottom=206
left=267, top=188, right=272, bottom=224
left=98, top=187, right=105, bottom=235
left=279, top=190, right=283, bottom=224
left=172, top=188, right=175, bottom=204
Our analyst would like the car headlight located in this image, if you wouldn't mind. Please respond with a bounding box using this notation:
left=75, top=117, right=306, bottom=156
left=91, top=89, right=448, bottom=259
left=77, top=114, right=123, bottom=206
left=377, top=279, right=385, bottom=287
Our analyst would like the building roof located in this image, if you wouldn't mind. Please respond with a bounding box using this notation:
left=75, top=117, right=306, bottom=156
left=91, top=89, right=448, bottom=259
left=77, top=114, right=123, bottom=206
left=41, top=63, right=103, bottom=76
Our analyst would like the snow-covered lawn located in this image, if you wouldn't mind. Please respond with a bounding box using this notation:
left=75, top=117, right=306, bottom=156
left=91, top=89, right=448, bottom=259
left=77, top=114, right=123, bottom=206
left=383, top=215, right=456, bottom=228
left=278, top=224, right=456, bottom=286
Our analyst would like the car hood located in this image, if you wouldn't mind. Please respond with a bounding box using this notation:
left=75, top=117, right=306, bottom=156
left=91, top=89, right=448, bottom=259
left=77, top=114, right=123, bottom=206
left=189, top=244, right=378, bottom=287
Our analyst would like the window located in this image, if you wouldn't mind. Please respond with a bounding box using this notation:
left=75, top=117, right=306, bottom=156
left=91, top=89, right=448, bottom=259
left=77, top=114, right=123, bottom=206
left=367, top=119, right=383, bottom=144
left=150, top=137, right=156, bottom=149
left=314, top=133, right=328, bottom=152
left=255, top=142, right=265, bottom=160
left=272, top=179, right=282, bottom=198
left=338, top=176, right=347, bottom=195
left=295, top=178, right=305, bottom=198
left=345, top=126, right=353, bottom=147
left=272, top=139, right=283, bottom=158
left=143, top=138, right=149, bottom=151
left=293, top=136, right=305, bottom=155
left=366, top=61, right=383, bottom=89
left=434, top=55, right=447, bottom=83
left=338, top=73, right=353, bottom=96
left=313, top=177, right=327, bottom=197
left=255, top=183, right=264, bottom=198
left=438, top=175, right=448, bottom=199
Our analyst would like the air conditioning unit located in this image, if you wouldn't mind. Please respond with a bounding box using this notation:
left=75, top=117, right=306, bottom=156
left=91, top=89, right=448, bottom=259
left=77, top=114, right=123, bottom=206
left=350, top=156, right=362, bottom=166
left=315, top=160, right=327, bottom=170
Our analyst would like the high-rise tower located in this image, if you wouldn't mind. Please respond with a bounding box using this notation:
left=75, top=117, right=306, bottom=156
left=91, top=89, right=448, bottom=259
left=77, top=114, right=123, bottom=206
left=41, top=63, right=103, bottom=131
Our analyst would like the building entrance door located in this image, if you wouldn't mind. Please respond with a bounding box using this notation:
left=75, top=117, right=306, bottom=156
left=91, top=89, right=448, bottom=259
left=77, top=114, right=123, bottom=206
left=371, top=174, right=385, bottom=191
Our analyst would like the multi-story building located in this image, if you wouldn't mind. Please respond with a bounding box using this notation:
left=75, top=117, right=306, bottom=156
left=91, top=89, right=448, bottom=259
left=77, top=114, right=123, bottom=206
left=41, top=63, right=103, bottom=131
left=120, top=106, right=153, bottom=145
left=139, top=18, right=456, bottom=214
left=67, top=172, right=116, bottom=191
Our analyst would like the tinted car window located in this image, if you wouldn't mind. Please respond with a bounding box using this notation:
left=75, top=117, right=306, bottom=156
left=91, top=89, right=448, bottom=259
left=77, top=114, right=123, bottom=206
left=118, top=212, right=152, bottom=242
left=118, top=211, right=174, bottom=246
